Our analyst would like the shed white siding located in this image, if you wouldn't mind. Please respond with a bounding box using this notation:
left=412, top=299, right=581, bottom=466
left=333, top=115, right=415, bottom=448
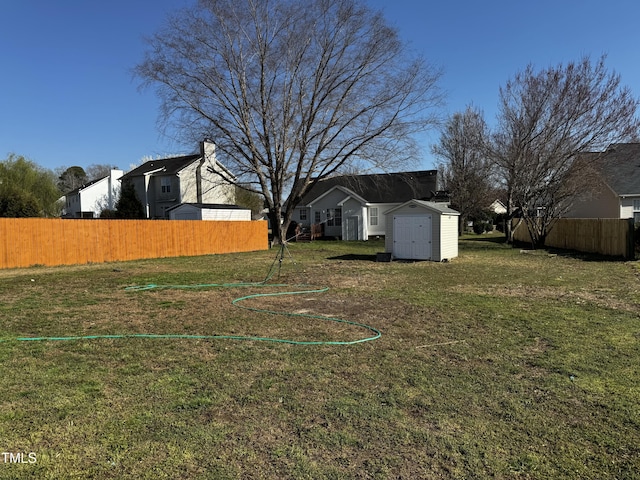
left=439, top=214, right=459, bottom=260
left=385, top=200, right=459, bottom=261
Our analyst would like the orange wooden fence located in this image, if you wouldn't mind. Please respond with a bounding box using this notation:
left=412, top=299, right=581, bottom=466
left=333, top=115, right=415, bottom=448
left=0, top=218, right=268, bottom=269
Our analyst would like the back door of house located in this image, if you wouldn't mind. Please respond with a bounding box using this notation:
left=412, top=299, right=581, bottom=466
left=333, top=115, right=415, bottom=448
left=345, top=216, right=359, bottom=241
left=393, top=215, right=432, bottom=260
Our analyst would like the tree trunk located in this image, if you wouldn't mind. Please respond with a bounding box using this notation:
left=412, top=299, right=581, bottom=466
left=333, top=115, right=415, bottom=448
left=268, top=208, right=295, bottom=247
left=458, top=214, right=466, bottom=236
left=505, top=191, right=515, bottom=244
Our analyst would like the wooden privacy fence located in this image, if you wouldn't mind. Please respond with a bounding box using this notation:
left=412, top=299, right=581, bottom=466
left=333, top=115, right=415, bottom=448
left=512, top=218, right=635, bottom=259
left=0, top=218, right=268, bottom=269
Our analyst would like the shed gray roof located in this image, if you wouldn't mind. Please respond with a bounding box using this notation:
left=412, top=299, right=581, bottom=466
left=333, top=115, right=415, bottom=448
left=598, top=143, right=640, bottom=196
left=299, top=170, right=438, bottom=205
left=386, top=199, right=460, bottom=215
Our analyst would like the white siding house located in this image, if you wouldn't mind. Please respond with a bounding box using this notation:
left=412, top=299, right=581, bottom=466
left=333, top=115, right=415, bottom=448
left=63, top=169, right=124, bottom=218
left=385, top=200, right=459, bottom=261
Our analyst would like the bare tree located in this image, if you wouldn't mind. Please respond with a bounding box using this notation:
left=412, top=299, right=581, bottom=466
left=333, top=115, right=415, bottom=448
left=491, top=55, right=640, bottom=247
left=433, top=106, right=493, bottom=235
left=86, top=164, right=119, bottom=182
left=135, top=0, right=443, bottom=244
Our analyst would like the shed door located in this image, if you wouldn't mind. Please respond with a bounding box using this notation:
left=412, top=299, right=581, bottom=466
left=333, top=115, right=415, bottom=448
left=393, top=215, right=432, bottom=260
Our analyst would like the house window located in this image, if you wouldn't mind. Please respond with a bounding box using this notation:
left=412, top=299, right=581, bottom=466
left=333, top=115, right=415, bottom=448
left=314, top=211, right=321, bottom=223
left=161, top=177, right=171, bottom=193
left=299, top=208, right=307, bottom=221
left=327, top=208, right=342, bottom=227
left=634, top=199, right=640, bottom=223
left=370, top=207, right=379, bottom=226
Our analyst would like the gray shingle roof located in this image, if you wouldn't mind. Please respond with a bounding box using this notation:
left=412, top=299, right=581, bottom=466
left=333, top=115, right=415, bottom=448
left=166, top=203, right=246, bottom=211
left=300, top=170, right=438, bottom=205
left=121, top=154, right=201, bottom=179
left=599, top=143, right=640, bottom=196
left=65, top=175, right=108, bottom=196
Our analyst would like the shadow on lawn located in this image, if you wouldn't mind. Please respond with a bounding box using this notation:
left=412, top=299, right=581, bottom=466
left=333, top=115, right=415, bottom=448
left=461, top=233, right=508, bottom=245
left=327, top=254, right=377, bottom=262
left=327, top=254, right=426, bottom=263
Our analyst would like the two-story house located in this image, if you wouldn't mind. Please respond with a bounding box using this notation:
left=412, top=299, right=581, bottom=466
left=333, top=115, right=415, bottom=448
left=63, top=169, right=124, bottom=218
left=120, top=141, right=236, bottom=219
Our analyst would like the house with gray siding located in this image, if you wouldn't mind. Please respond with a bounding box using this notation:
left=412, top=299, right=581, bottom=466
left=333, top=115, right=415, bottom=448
left=294, top=170, right=441, bottom=240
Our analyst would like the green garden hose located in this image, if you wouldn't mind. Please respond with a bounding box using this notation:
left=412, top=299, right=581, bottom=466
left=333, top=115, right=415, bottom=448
left=1, top=250, right=381, bottom=346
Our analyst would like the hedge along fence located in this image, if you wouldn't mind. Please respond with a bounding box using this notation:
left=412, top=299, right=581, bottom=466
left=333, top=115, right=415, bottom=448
left=512, top=217, right=635, bottom=259
left=0, top=218, right=268, bottom=269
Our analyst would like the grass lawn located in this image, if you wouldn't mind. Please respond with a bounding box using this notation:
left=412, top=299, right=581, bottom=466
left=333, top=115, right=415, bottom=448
left=0, top=234, right=638, bottom=479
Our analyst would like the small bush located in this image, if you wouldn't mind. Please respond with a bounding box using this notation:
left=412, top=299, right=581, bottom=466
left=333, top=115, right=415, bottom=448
left=99, top=209, right=117, bottom=219
left=473, top=220, right=493, bottom=234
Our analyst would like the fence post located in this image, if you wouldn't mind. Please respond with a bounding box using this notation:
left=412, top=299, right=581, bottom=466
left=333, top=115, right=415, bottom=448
left=627, top=217, right=635, bottom=260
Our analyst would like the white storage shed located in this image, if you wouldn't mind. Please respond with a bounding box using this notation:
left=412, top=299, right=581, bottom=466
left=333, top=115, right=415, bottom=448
left=384, top=200, right=459, bottom=261
left=167, top=203, right=252, bottom=221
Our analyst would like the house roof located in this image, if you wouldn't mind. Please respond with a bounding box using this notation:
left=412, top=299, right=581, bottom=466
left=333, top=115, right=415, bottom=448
left=598, top=143, right=640, bottom=196
left=121, top=154, right=201, bottom=179
left=166, top=203, right=248, bottom=212
left=65, top=175, right=108, bottom=196
left=385, top=199, right=460, bottom=216
left=299, top=170, right=438, bottom=205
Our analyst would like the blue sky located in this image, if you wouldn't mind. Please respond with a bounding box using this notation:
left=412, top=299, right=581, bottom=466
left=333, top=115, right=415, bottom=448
left=2, top=0, right=640, bottom=173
